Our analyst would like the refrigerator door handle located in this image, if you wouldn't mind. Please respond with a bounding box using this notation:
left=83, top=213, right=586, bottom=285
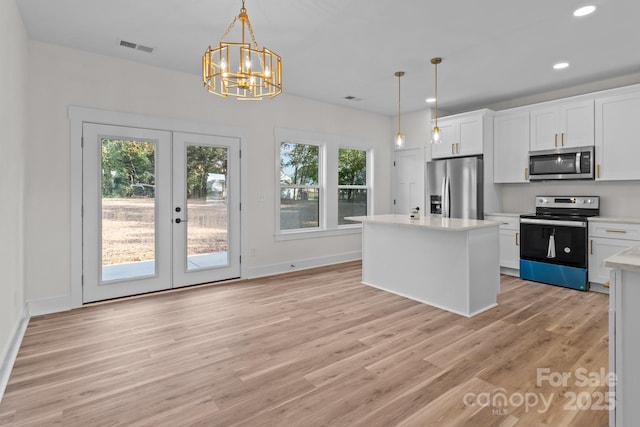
left=440, top=177, right=446, bottom=217
left=444, top=176, right=451, bottom=217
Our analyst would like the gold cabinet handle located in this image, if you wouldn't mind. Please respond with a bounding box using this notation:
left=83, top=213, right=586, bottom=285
left=606, top=229, right=627, bottom=234
left=590, top=239, right=593, bottom=254
left=554, top=134, right=558, bottom=147
left=515, top=232, right=519, bottom=246
left=451, top=144, right=455, bottom=155
left=597, top=163, right=601, bottom=178
left=525, top=167, right=529, bottom=180
left=561, top=132, right=565, bottom=146
left=502, top=222, right=509, bottom=225
left=456, top=142, right=460, bottom=154
left=604, top=281, right=610, bottom=288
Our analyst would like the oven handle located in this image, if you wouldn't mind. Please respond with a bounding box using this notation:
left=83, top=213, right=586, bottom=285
left=520, top=218, right=587, bottom=228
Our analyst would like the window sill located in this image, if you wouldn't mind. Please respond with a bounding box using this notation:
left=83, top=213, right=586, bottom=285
left=275, top=225, right=362, bottom=241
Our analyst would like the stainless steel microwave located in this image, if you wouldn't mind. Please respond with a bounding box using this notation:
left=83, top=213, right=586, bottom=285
left=528, top=146, right=595, bottom=181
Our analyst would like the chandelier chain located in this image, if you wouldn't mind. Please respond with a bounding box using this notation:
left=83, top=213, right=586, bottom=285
left=246, top=20, right=260, bottom=50
left=219, top=15, right=239, bottom=43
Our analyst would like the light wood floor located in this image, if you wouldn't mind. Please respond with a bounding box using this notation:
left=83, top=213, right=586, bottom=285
left=0, top=262, right=610, bottom=426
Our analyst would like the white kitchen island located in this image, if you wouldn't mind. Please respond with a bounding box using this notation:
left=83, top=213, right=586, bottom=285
left=347, top=214, right=500, bottom=317
left=604, top=244, right=640, bottom=427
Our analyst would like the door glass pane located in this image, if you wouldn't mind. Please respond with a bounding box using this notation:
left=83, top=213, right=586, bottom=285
left=101, top=139, right=156, bottom=281
left=185, top=145, right=228, bottom=271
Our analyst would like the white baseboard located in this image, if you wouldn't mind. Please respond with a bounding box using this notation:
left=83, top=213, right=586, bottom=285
left=244, top=252, right=362, bottom=279
left=589, top=282, right=610, bottom=294
left=28, top=295, right=72, bottom=316
left=500, top=267, right=520, bottom=277
left=0, top=305, right=28, bottom=404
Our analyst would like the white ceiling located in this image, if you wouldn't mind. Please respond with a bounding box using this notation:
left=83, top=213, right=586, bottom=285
left=16, top=0, right=640, bottom=116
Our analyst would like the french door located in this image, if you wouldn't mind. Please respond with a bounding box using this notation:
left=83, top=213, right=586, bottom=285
left=82, top=124, right=240, bottom=302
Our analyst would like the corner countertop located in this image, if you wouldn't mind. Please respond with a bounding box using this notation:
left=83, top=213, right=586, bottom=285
left=589, top=217, right=640, bottom=224
left=604, top=244, right=640, bottom=273
left=345, top=214, right=500, bottom=232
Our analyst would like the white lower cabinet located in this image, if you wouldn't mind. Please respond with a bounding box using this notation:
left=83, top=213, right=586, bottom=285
left=486, top=215, right=520, bottom=273
left=588, top=221, right=640, bottom=285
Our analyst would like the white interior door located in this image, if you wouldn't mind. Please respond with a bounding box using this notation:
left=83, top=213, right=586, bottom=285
left=82, top=124, right=240, bottom=303
left=172, top=132, right=240, bottom=287
left=394, top=148, right=424, bottom=215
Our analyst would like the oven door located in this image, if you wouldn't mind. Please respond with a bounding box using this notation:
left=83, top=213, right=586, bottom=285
left=519, top=219, right=587, bottom=268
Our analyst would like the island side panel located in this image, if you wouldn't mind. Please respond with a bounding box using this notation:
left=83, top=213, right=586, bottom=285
left=466, top=226, right=500, bottom=316
left=361, top=221, right=472, bottom=316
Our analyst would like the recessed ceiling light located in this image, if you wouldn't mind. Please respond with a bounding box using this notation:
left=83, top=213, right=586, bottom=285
left=553, top=62, right=570, bottom=70
left=426, top=97, right=436, bottom=103
left=573, top=5, right=597, bottom=17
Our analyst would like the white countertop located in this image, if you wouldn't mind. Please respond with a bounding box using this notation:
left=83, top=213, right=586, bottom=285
left=589, top=217, right=640, bottom=224
left=346, top=214, right=500, bottom=231
left=604, top=244, right=640, bottom=273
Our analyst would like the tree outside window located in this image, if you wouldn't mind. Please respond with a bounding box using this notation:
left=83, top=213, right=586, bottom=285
left=338, top=148, right=367, bottom=225
left=280, top=142, right=320, bottom=230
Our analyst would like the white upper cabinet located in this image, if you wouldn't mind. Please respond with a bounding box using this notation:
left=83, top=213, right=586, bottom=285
left=493, top=110, right=530, bottom=183
left=529, top=98, right=594, bottom=151
left=431, top=109, right=491, bottom=159
left=595, top=87, right=640, bottom=181
left=430, top=118, right=458, bottom=158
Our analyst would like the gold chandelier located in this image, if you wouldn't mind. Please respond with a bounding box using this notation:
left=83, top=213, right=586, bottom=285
left=202, top=0, right=282, bottom=100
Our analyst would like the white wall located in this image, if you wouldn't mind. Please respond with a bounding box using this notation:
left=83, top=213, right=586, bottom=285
left=0, top=0, right=27, bottom=377
left=25, top=41, right=392, bottom=303
left=502, top=181, right=640, bottom=217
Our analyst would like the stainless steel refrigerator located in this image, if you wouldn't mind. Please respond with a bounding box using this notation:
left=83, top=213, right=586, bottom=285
left=426, top=156, right=484, bottom=219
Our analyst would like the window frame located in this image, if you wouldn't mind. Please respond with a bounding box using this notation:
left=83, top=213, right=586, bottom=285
left=275, top=128, right=374, bottom=240
left=278, top=140, right=322, bottom=233
left=337, top=147, right=369, bottom=228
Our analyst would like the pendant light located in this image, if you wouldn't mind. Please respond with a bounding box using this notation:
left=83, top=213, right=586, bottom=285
left=394, top=71, right=405, bottom=149
left=431, top=57, right=442, bottom=144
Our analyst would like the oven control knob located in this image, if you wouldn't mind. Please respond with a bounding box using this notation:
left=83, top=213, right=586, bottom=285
left=538, top=198, right=547, bottom=204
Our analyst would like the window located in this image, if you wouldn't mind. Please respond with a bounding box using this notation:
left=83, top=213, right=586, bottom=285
left=276, top=128, right=374, bottom=238
left=279, top=142, right=320, bottom=230
left=338, top=148, right=367, bottom=225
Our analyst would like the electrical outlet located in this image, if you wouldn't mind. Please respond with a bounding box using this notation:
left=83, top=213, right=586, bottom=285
left=257, top=192, right=266, bottom=203
left=250, top=248, right=257, bottom=257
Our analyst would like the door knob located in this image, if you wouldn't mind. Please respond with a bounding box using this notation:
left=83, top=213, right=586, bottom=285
left=175, top=218, right=182, bottom=224
left=175, top=207, right=181, bottom=212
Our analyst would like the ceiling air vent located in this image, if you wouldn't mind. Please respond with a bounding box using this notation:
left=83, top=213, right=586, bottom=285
left=136, top=44, right=154, bottom=53
left=119, top=39, right=154, bottom=53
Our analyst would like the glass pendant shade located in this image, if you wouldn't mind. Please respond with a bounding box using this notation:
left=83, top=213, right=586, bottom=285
left=431, top=126, right=441, bottom=144
left=395, top=132, right=405, bottom=149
